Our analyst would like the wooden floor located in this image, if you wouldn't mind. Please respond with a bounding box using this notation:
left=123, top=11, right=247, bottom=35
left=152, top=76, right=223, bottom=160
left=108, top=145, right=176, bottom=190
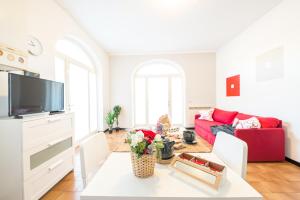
left=41, top=131, right=300, bottom=200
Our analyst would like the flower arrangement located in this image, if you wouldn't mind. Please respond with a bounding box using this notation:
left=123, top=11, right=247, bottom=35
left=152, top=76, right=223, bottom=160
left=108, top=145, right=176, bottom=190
left=127, top=129, right=164, bottom=158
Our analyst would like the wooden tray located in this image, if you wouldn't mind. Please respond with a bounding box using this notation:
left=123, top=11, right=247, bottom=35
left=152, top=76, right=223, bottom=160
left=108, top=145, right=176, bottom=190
left=170, top=153, right=225, bottom=189
left=157, top=156, right=175, bottom=164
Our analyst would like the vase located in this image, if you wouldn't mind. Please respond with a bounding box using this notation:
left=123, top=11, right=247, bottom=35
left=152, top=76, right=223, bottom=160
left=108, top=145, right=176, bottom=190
left=130, top=153, right=155, bottom=178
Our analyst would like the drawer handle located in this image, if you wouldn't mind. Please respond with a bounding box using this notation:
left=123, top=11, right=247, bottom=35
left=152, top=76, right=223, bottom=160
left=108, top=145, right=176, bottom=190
left=48, top=138, right=65, bottom=147
left=48, top=160, right=64, bottom=171
left=48, top=118, right=61, bottom=123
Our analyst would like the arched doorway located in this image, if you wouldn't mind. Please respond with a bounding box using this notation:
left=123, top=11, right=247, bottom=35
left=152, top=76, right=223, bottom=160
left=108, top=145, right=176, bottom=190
left=55, top=38, right=98, bottom=142
left=133, top=60, right=185, bottom=127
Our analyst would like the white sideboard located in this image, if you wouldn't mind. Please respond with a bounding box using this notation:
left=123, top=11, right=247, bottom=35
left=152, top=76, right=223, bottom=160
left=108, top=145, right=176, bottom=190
left=0, top=112, right=74, bottom=200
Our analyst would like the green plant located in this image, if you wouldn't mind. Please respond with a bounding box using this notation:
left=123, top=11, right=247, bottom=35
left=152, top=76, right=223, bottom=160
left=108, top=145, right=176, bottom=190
left=113, top=105, right=122, bottom=128
left=105, top=111, right=115, bottom=133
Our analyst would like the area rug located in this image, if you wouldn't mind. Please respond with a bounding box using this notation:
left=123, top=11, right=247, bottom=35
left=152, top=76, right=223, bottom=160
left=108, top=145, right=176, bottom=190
left=105, top=130, right=212, bottom=153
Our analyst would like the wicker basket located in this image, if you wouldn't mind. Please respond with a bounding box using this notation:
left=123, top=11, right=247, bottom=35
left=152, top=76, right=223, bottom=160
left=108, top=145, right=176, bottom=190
left=130, top=153, right=155, bottom=178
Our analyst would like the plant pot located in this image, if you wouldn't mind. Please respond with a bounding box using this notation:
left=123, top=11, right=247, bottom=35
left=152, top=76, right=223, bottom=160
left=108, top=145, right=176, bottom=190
left=130, top=153, right=155, bottom=178
left=108, top=126, right=113, bottom=134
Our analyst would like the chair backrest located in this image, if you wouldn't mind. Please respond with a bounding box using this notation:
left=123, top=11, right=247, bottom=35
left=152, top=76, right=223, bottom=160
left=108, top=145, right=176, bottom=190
left=212, top=132, right=248, bottom=179
left=80, top=133, right=110, bottom=187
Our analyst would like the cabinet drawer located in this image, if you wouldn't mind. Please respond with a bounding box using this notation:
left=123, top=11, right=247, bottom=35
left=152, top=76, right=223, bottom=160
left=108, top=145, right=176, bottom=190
left=23, top=115, right=73, bottom=151
left=23, top=138, right=73, bottom=180
left=24, top=156, right=73, bottom=200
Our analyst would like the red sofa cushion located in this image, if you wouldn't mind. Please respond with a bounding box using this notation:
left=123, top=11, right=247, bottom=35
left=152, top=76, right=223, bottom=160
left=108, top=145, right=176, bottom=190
left=257, top=117, right=281, bottom=128
left=195, top=119, right=224, bottom=132
left=212, top=108, right=238, bottom=124
left=235, top=113, right=255, bottom=120
left=235, top=113, right=281, bottom=128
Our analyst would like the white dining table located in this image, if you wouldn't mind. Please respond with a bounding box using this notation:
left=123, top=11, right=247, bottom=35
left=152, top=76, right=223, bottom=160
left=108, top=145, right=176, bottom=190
left=80, top=152, right=262, bottom=200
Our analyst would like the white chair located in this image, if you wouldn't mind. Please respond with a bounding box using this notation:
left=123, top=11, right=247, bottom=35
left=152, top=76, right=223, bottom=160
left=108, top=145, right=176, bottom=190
left=212, top=131, right=248, bottom=179
left=80, top=133, right=110, bottom=187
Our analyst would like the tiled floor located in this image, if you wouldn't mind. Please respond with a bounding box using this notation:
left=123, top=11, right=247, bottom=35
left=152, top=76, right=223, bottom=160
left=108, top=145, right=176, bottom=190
left=247, top=162, right=300, bottom=200
left=41, top=131, right=300, bottom=200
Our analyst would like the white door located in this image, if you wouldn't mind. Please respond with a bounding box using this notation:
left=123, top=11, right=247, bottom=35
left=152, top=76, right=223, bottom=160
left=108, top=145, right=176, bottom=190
left=134, top=70, right=184, bottom=127
left=147, top=77, right=169, bottom=125
left=170, top=76, right=183, bottom=125
left=69, top=63, right=90, bottom=141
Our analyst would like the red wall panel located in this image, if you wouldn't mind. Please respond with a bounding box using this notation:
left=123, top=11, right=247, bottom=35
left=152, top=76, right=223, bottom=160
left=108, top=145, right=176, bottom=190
left=226, top=75, right=240, bottom=96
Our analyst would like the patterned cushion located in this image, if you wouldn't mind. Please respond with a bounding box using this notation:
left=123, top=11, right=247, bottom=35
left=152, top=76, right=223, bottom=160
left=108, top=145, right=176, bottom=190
left=199, top=109, right=214, bottom=121
left=235, top=117, right=261, bottom=129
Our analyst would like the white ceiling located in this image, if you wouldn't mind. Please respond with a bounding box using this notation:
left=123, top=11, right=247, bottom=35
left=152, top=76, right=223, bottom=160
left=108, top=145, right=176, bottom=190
left=57, top=0, right=282, bottom=54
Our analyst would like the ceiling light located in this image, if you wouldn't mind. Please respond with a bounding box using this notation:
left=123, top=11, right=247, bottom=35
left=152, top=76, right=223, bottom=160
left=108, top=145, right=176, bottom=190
left=151, top=0, right=197, bottom=14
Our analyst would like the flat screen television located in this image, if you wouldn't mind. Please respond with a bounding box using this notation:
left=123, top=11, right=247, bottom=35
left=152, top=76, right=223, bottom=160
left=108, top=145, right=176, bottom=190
left=8, top=73, right=64, bottom=116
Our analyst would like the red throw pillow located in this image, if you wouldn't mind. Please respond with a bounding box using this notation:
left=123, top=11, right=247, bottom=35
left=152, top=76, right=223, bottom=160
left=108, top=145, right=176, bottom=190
left=212, top=108, right=238, bottom=124
left=257, top=117, right=280, bottom=128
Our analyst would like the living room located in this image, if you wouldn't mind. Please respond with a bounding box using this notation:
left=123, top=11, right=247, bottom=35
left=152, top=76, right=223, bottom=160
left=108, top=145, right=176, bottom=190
left=0, top=0, right=300, bottom=200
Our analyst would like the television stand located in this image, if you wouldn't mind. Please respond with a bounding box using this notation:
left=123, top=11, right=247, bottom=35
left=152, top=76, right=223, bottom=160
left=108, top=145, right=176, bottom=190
left=0, top=112, right=74, bottom=200
left=50, top=111, right=65, bottom=115
left=13, top=112, right=50, bottom=119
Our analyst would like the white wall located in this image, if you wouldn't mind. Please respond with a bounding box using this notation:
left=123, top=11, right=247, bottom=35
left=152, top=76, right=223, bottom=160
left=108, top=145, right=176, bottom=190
left=0, top=0, right=110, bottom=130
left=0, top=0, right=26, bottom=49
left=0, top=0, right=26, bottom=116
left=110, top=53, right=216, bottom=128
left=216, top=0, right=300, bottom=162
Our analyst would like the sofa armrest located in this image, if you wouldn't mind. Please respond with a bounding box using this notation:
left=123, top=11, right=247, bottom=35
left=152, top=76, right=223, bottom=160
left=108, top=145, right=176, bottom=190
left=234, top=128, right=285, bottom=138
left=234, top=128, right=285, bottom=161
left=195, top=114, right=201, bottom=119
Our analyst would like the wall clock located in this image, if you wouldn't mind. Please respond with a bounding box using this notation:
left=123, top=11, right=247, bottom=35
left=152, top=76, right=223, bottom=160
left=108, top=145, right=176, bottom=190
left=27, top=36, right=43, bottom=56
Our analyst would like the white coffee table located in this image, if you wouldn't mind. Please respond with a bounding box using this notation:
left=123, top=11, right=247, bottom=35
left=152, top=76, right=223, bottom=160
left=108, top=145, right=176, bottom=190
left=80, top=152, right=262, bottom=200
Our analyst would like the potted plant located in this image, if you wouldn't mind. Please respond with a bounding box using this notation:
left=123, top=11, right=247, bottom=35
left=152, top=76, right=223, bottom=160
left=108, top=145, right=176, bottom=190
left=105, top=111, right=115, bottom=134
left=127, top=130, right=164, bottom=178
left=113, top=105, right=122, bottom=131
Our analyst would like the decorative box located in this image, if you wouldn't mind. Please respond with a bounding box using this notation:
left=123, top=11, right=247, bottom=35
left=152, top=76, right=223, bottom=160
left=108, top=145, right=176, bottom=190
left=170, top=153, right=226, bottom=189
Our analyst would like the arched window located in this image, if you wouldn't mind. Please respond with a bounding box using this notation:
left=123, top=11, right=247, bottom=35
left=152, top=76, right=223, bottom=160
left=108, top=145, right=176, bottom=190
left=133, top=60, right=185, bottom=127
left=55, top=39, right=98, bottom=142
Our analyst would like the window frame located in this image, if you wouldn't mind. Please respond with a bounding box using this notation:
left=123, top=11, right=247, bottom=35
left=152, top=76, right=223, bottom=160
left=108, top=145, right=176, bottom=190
left=133, top=62, right=185, bottom=128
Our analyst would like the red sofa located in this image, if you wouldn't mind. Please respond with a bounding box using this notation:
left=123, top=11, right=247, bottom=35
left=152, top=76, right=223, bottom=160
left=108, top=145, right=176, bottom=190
left=195, top=108, right=285, bottom=162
